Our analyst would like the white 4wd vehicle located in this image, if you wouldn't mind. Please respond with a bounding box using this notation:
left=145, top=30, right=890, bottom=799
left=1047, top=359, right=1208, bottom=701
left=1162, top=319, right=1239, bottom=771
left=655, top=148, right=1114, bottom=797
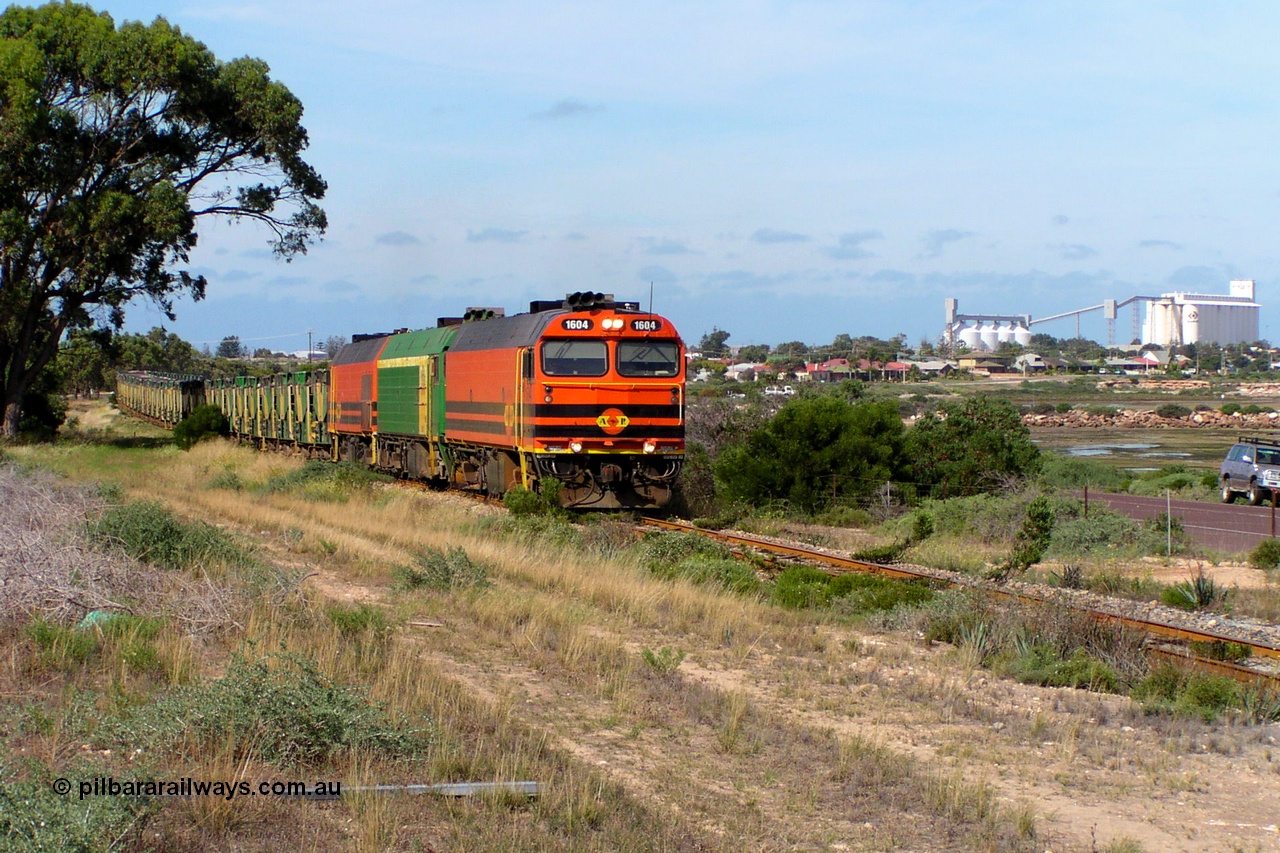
left=1220, top=437, right=1280, bottom=505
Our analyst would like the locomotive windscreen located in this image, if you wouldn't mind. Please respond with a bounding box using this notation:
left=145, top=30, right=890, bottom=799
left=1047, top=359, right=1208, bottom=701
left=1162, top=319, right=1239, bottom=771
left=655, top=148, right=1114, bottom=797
left=542, top=340, right=608, bottom=376
left=617, top=341, right=680, bottom=377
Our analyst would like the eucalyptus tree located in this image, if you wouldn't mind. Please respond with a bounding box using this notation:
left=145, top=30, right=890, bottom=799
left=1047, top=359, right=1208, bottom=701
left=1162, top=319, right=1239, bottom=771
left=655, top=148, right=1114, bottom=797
left=0, top=2, right=326, bottom=436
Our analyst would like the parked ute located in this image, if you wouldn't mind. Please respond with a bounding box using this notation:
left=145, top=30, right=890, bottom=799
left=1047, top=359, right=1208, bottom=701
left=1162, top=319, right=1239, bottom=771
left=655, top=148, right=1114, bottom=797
left=764, top=385, right=795, bottom=396
left=1219, top=437, right=1280, bottom=505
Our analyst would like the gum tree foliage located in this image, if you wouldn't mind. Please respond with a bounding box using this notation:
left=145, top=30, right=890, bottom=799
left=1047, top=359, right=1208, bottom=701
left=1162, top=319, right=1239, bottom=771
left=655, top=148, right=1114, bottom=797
left=323, top=334, right=347, bottom=359
left=906, top=397, right=1041, bottom=498
left=714, top=396, right=907, bottom=514
left=215, top=335, right=245, bottom=359
left=0, top=3, right=326, bottom=437
left=698, top=327, right=730, bottom=357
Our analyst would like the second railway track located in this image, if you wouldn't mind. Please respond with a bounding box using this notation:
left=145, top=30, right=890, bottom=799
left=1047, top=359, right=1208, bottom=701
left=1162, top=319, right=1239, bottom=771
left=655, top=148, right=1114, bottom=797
left=640, top=517, right=1280, bottom=686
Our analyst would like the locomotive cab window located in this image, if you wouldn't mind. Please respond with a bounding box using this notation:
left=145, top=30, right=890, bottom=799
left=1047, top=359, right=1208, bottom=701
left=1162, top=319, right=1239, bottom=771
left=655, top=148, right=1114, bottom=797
left=617, top=341, right=680, bottom=377
left=541, top=340, right=608, bottom=376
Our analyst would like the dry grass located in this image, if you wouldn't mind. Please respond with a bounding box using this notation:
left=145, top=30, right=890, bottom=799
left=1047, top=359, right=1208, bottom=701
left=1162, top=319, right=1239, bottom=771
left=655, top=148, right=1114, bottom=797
left=6, top=414, right=1280, bottom=851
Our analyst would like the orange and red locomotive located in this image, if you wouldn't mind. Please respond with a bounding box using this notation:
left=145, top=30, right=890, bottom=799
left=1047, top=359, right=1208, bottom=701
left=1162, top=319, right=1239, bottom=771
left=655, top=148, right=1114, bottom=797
left=121, top=292, right=685, bottom=510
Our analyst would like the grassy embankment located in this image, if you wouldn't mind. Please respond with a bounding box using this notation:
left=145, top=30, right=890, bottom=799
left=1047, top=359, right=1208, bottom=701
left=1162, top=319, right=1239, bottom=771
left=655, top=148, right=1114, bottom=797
left=2, top=412, right=1057, bottom=852
left=1, top=399, right=1278, bottom=851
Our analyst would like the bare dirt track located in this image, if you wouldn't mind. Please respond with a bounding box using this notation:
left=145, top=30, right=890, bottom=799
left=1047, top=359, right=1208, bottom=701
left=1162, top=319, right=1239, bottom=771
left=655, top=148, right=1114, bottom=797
left=284, top=493, right=1280, bottom=853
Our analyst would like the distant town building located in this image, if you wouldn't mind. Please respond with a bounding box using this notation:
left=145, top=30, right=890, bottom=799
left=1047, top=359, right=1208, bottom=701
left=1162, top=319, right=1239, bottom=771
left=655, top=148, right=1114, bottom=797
left=1142, top=280, right=1260, bottom=347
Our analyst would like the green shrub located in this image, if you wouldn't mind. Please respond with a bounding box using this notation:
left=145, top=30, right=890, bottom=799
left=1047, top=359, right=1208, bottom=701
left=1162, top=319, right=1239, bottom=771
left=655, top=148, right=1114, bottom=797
left=504, top=481, right=567, bottom=517
left=1040, top=455, right=1129, bottom=491
left=205, top=467, right=245, bottom=491
left=991, top=495, right=1054, bottom=579
left=1249, top=538, right=1280, bottom=569
left=1188, top=640, right=1251, bottom=663
left=1220, top=402, right=1242, bottom=415
left=898, top=493, right=1027, bottom=543
left=172, top=404, right=229, bottom=450
left=325, top=603, right=391, bottom=636
left=641, top=646, right=686, bottom=675
left=651, top=555, right=763, bottom=595
left=1153, top=403, right=1191, bottom=419
left=1046, top=508, right=1168, bottom=559
left=636, top=531, right=734, bottom=569
left=1004, top=646, right=1118, bottom=692
left=1160, top=572, right=1222, bottom=611
left=773, top=566, right=836, bottom=609
left=812, top=504, right=874, bottom=528
left=136, top=653, right=430, bottom=766
left=852, top=541, right=909, bottom=563
left=395, top=546, right=490, bottom=590
left=828, top=573, right=934, bottom=615
left=27, top=619, right=100, bottom=668
left=715, top=396, right=908, bottom=513
left=906, top=397, right=1041, bottom=499
left=1133, top=665, right=1239, bottom=722
left=89, top=500, right=251, bottom=571
left=476, top=513, right=584, bottom=549
left=0, top=764, right=157, bottom=853
left=257, top=460, right=390, bottom=501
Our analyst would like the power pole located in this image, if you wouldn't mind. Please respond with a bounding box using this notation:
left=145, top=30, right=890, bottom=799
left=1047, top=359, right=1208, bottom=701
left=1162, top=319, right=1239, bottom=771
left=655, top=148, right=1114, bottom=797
left=308, top=330, right=313, bottom=364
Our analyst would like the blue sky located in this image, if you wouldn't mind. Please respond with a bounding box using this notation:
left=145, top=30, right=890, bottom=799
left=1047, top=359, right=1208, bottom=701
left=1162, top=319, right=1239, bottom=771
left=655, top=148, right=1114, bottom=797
left=94, top=1, right=1280, bottom=352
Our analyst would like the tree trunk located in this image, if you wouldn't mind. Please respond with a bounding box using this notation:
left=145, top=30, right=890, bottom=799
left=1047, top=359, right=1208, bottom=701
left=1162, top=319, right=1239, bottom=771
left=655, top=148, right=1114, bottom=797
left=2, top=395, right=22, bottom=439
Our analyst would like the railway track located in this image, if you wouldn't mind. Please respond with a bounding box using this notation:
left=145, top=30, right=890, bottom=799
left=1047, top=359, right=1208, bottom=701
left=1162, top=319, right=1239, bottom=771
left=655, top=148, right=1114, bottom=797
left=640, top=517, right=1280, bottom=686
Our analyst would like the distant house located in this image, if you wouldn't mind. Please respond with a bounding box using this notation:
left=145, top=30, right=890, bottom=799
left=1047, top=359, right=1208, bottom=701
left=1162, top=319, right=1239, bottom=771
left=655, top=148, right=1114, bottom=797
left=725, top=362, right=769, bottom=382
left=957, top=354, right=1011, bottom=374
left=804, top=358, right=854, bottom=382
left=1013, top=353, right=1069, bottom=373
left=1103, top=352, right=1186, bottom=374
left=908, top=359, right=956, bottom=377
left=882, top=361, right=912, bottom=381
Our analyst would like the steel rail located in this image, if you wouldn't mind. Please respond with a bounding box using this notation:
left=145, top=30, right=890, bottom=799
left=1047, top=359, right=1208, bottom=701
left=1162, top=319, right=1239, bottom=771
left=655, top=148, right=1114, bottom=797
left=639, top=517, right=1280, bottom=680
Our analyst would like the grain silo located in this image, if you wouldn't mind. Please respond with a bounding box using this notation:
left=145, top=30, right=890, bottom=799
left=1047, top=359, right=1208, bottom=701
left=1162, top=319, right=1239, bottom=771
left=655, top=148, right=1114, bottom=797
left=1141, top=280, right=1260, bottom=347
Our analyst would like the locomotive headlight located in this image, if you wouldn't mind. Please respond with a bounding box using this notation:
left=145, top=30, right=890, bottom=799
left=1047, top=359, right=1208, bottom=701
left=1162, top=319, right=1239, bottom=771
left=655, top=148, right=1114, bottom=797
left=643, top=441, right=657, bottom=454
left=569, top=440, right=584, bottom=454
left=602, top=317, right=623, bottom=330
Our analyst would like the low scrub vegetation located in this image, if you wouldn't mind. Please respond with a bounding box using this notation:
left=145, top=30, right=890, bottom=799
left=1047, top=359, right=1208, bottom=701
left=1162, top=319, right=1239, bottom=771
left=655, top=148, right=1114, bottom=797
left=395, top=545, right=491, bottom=590
left=254, top=460, right=391, bottom=501
left=90, top=499, right=253, bottom=571
left=172, top=404, right=229, bottom=450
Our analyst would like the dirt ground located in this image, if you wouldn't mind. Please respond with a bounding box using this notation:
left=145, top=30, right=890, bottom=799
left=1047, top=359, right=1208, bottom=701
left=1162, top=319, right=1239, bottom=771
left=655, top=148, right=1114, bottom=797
left=293, top=508, right=1280, bottom=853
left=1141, top=558, right=1272, bottom=590
left=33, top=406, right=1280, bottom=851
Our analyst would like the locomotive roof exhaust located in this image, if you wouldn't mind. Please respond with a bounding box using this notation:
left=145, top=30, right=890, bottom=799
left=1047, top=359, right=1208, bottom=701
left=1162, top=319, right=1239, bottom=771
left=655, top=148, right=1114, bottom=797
left=565, top=291, right=614, bottom=310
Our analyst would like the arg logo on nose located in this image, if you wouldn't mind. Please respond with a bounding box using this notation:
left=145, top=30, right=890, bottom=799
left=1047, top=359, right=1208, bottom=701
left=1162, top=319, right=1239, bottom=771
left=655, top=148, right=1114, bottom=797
left=596, top=408, right=629, bottom=435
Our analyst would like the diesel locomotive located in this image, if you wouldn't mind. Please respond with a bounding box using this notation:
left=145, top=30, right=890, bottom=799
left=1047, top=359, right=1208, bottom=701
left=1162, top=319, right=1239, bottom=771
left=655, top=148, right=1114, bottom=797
left=117, top=293, right=686, bottom=509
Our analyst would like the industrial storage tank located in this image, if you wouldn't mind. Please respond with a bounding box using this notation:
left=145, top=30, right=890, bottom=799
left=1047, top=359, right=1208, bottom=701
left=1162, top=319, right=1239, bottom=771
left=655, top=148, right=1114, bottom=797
left=1013, top=324, right=1032, bottom=347
left=979, top=322, right=999, bottom=351
left=996, top=323, right=1014, bottom=346
left=958, top=323, right=981, bottom=351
